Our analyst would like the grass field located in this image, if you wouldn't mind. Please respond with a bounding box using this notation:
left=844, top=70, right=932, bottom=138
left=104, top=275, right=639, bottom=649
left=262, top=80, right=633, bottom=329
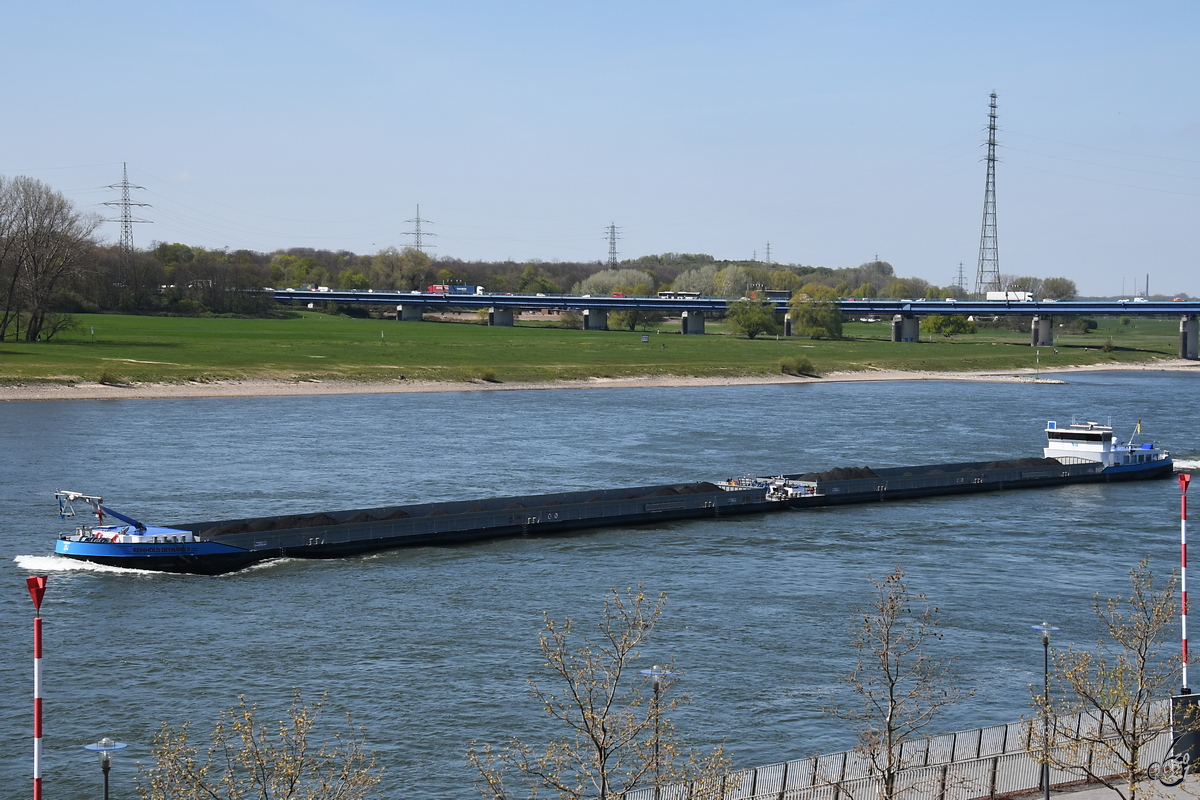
left=0, top=312, right=1185, bottom=385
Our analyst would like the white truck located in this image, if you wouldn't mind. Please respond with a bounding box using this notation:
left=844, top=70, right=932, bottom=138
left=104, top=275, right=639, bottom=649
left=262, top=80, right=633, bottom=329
left=986, top=291, right=1033, bottom=301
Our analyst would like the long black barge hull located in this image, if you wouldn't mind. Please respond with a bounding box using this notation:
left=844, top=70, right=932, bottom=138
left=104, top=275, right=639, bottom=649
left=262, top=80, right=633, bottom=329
left=785, top=458, right=1174, bottom=509
left=171, top=482, right=781, bottom=575
left=62, top=460, right=1174, bottom=575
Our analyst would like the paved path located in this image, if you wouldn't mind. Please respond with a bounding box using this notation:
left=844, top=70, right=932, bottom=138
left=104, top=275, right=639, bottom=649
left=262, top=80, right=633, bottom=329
left=1051, top=777, right=1200, bottom=800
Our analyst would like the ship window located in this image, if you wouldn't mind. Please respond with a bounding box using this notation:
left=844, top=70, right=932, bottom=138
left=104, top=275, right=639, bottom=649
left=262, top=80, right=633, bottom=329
left=1049, top=432, right=1105, bottom=442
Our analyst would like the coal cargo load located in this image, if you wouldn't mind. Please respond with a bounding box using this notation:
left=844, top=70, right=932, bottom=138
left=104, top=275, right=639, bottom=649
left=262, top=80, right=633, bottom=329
left=794, top=466, right=880, bottom=482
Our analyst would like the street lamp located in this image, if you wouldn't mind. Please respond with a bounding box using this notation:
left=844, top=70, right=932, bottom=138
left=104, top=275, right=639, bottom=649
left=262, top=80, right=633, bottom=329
left=84, top=737, right=127, bottom=800
left=641, top=665, right=675, bottom=799
left=1031, top=623, right=1059, bottom=800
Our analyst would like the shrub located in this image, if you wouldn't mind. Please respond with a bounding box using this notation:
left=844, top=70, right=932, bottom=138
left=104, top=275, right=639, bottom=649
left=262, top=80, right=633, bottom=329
left=780, top=355, right=820, bottom=377
left=1071, top=317, right=1098, bottom=334
left=165, top=297, right=207, bottom=316
left=1102, top=338, right=1116, bottom=352
left=919, top=314, right=976, bottom=337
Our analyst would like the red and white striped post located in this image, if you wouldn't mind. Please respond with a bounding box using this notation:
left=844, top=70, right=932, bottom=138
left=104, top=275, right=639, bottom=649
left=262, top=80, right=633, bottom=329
left=26, top=575, right=47, bottom=800
left=1183, top=474, right=1192, bottom=693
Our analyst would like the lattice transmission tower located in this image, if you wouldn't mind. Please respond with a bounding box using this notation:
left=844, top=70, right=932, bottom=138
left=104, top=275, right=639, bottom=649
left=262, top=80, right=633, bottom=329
left=954, top=262, right=968, bottom=295
left=102, top=163, right=151, bottom=252
left=606, top=223, right=620, bottom=268
left=404, top=205, right=436, bottom=252
left=973, top=93, right=1000, bottom=298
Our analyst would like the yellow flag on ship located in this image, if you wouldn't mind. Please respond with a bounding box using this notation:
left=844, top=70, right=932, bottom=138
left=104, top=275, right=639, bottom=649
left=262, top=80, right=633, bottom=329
left=1136, top=420, right=1142, bottom=434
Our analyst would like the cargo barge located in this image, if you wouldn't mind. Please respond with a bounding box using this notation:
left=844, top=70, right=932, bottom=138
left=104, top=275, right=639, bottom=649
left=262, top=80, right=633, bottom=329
left=721, top=420, right=1174, bottom=506
left=51, top=421, right=1174, bottom=575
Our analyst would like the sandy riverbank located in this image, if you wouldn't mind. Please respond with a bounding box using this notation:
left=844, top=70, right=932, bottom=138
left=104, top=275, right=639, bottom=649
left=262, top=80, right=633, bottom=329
left=0, top=360, right=1196, bottom=402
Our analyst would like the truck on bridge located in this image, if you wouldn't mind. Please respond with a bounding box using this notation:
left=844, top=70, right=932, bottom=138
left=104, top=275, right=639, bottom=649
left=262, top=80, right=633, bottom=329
left=427, top=284, right=485, bottom=295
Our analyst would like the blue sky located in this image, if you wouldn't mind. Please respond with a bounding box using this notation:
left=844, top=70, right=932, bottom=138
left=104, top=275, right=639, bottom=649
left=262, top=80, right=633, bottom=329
left=2, top=1, right=1197, bottom=296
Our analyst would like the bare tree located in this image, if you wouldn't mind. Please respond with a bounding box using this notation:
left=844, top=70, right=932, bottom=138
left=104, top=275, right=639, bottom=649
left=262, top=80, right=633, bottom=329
left=1037, top=559, right=1176, bottom=800
left=467, top=587, right=736, bottom=800
left=824, top=565, right=970, bottom=800
left=136, top=691, right=383, bottom=800
left=0, top=176, right=100, bottom=341
left=0, top=176, right=26, bottom=339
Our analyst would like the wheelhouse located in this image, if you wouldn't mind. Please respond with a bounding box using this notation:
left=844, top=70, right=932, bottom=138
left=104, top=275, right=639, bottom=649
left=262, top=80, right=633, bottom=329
left=1043, top=421, right=1168, bottom=468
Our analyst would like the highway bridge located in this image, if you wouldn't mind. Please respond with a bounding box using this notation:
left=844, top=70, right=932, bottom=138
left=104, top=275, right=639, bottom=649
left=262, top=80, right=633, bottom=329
left=270, top=289, right=1200, bottom=358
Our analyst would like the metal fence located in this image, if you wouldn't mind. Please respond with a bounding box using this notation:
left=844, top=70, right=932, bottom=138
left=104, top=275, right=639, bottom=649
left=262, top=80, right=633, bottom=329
left=627, top=702, right=1172, bottom=800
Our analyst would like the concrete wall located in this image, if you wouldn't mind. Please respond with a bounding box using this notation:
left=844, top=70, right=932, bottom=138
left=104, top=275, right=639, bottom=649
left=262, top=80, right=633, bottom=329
left=583, top=308, right=608, bottom=330
left=488, top=307, right=514, bottom=326
left=396, top=304, right=425, bottom=321
left=1182, top=315, right=1199, bottom=360
left=891, top=314, right=919, bottom=342
left=1031, top=315, right=1053, bottom=346
left=681, top=310, right=705, bottom=335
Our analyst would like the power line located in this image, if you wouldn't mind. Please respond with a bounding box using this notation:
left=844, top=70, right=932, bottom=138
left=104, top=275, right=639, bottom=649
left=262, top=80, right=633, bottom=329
left=1003, top=145, right=1200, bottom=181
left=101, top=162, right=151, bottom=252
left=1005, top=130, right=1200, bottom=166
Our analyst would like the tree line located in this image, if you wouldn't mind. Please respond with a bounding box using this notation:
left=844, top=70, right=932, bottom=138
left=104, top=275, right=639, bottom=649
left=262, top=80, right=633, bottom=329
left=1, top=175, right=1086, bottom=340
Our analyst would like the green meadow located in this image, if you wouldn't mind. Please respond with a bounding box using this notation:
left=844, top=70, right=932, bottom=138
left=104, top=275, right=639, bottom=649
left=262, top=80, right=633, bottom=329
left=0, top=312, right=1185, bottom=386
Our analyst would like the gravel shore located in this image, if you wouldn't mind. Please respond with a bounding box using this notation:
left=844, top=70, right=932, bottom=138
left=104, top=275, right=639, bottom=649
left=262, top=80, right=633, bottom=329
left=1, top=360, right=1195, bottom=402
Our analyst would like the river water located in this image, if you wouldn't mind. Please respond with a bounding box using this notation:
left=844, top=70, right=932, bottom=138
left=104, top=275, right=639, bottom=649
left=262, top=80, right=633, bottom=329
left=2, top=372, right=1198, bottom=798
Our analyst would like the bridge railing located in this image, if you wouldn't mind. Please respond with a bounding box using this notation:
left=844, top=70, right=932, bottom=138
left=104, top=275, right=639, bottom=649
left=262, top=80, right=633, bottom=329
left=269, top=289, right=1200, bottom=317
left=626, top=701, right=1171, bottom=800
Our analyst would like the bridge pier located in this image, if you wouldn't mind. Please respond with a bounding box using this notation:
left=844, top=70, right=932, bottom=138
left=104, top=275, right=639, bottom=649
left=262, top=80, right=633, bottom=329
left=681, top=310, right=705, bottom=334
left=396, top=304, right=425, bottom=321
left=783, top=313, right=793, bottom=337
left=1031, top=315, right=1053, bottom=346
left=583, top=308, right=608, bottom=331
left=1182, top=315, right=1199, bottom=360
left=891, top=314, right=919, bottom=342
left=488, top=307, right=514, bottom=326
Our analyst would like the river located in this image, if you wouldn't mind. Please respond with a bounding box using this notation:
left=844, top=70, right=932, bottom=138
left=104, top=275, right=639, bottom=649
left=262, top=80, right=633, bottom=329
left=2, top=372, right=1197, bottom=798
